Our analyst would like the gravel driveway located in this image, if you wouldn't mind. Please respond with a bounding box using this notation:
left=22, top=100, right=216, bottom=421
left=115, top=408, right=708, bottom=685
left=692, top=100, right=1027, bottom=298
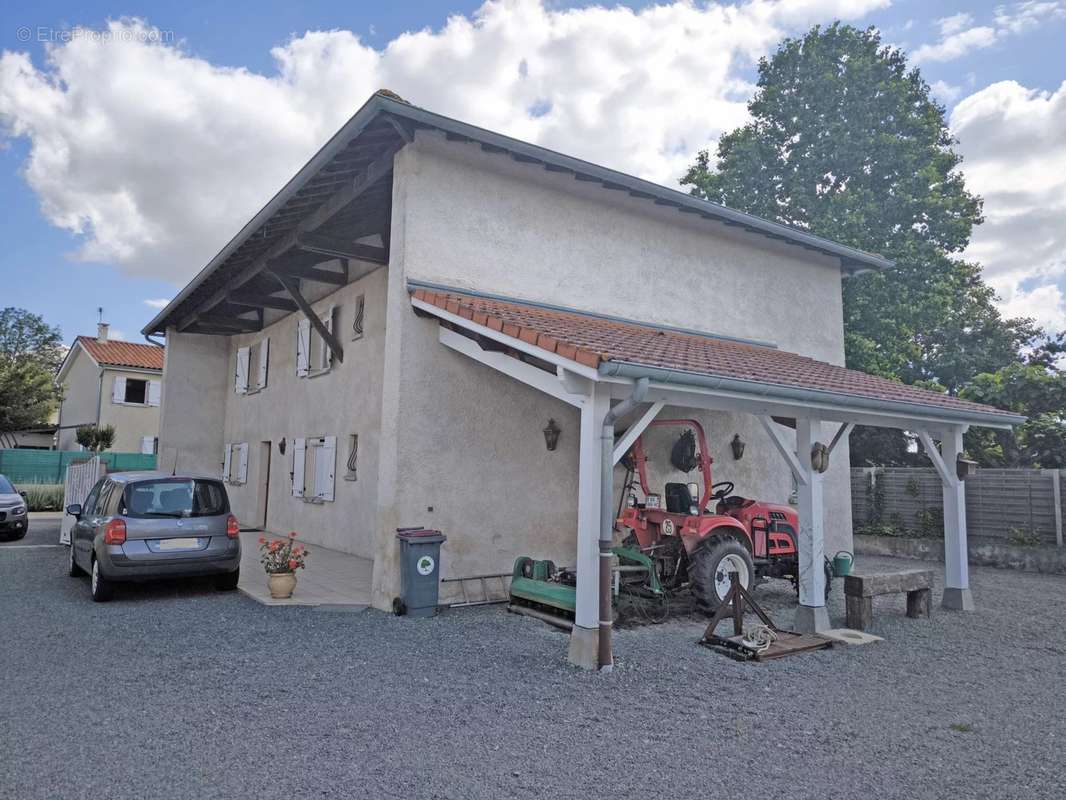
left=3, top=517, right=1064, bottom=800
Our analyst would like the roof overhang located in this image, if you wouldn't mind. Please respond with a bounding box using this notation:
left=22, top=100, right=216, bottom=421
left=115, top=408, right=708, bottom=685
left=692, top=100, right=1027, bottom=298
left=144, top=91, right=893, bottom=336
left=412, top=289, right=1024, bottom=435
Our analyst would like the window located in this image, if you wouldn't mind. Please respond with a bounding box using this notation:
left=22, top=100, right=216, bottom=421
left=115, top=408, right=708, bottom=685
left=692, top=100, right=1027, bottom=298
left=93, top=480, right=119, bottom=517
left=236, top=338, right=270, bottom=394
left=296, top=308, right=337, bottom=377
left=101, top=481, right=125, bottom=516
left=222, top=442, right=248, bottom=484
left=125, top=379, right=147, bottom=404
left=140, top=436, right=158, bottom=455
left=113, top=377, right=160, bottom=406
left=125, top=478, right=228, bottom=518
left=82, top=480, right=104, bottom=517
left=291, top=435, right=335, bottom=501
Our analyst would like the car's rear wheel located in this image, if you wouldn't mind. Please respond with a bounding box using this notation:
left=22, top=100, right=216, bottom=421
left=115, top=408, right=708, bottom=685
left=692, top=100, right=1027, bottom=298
left=90, top=558, right=114, bottom=602
left=68, top=543, right=84, bottom=577
left=690, top=535, right=755, bottom=614
left=214, top=568, right=240, bottom=591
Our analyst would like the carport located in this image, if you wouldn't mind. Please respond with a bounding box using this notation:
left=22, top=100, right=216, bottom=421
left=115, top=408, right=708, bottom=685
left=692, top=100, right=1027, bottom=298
left=410, top=286, right=1024, bottom=670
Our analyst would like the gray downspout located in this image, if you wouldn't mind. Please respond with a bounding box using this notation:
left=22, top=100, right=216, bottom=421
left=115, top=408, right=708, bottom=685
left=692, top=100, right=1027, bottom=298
left=598, top=377, right=649, bottom=671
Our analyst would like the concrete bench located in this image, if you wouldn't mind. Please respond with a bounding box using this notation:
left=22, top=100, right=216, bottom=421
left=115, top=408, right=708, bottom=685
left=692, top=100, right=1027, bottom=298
left=844, top=569, right=935, bottom=631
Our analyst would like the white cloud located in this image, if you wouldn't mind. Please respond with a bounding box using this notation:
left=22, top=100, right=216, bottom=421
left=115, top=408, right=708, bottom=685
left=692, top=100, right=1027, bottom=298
left=143, top=298, right=170, bottom=309
left=938, top=12, right=974, bottom=35
left=0, top=1, right=888, bottom=285
left=930, top=79, right=962, bottom=104
left=913, top=25, right=996, bottom=62
left=108, top=329, right=127, bottom=341
left=913, top=1, right=1065, bottom=62
left=952, top=80, right=1066, bottom=331
left=996, top=283, right=1066, bottom=332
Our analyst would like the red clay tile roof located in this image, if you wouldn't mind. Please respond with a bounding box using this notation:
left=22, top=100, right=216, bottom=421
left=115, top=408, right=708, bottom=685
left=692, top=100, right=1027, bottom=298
left=412, top=288, right=1020, bottom=424
left=77, top=337, right=164, bottom=370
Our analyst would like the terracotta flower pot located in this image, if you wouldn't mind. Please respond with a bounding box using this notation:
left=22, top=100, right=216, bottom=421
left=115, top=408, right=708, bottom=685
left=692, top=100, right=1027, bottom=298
left=268, top=571, right=297, bottom=599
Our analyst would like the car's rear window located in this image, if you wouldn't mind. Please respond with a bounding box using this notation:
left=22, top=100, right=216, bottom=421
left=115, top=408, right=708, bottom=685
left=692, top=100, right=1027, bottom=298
left=0, top=475, right=14, bottom=494
left=124, top=479, right=229, bottom=518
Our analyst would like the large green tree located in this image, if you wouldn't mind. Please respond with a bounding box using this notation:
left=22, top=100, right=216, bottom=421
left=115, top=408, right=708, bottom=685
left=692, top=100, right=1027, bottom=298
left=0, top=308, right=63, bottom=433
left=960, top=363, right=1066, bottom=468
left=681, top=24, right=1041, bottom=463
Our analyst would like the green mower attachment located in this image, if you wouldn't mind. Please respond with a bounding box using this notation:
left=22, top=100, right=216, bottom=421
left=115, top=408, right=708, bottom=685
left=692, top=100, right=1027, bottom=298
left=507, top=547, right=665, bottom=629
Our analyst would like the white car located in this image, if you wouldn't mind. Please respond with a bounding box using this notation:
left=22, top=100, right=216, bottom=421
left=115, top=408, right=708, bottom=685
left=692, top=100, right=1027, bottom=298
left=0, top=474, right=28, bottom=540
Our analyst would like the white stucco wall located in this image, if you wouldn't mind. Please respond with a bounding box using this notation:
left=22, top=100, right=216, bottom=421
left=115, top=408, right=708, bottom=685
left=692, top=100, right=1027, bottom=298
left=371, top=132, right=854, bottom=608
left=217, top=267, right=387, bottom=558
left=56, top=348, right=102, bottom=451
left=159, top=332, right=229, bottom=476
left=97, top=368, right=163, bottom=453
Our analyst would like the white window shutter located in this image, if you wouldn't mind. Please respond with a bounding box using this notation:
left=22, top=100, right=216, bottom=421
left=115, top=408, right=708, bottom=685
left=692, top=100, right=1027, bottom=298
left=140, top=436, right=154, bottom=455
left=235, top=347, right=250, bottom=394
left=237, top=442, right=249, bottom=484
left=257, top=338, right=270, bottom=389
left=222, top=443, right=232, bottom=483
left=296, top=320, right=310, bottom=377
left=322, top=309, right=335, bottom=368
left=316, top=435, right=336, bottom=501
left=147, top=380, right=161, bottom=407
left=291, top=437, right=306, bottom=497
left=112, top=376, right=126, bottom=403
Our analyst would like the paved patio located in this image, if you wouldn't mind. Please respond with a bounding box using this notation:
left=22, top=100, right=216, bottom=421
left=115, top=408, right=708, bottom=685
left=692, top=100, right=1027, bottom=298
left=237, top=531, right=373, bottom=607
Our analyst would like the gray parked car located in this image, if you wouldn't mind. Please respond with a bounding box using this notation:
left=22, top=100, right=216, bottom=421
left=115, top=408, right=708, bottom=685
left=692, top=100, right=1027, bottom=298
left=0, top=474, right=28, bottom=540
left=66, top=472, right=241, bottom=602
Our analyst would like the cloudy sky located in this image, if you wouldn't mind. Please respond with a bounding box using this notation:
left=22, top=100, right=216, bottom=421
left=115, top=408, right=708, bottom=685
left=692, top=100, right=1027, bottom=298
left=1, top=0, right=1064, bottom=342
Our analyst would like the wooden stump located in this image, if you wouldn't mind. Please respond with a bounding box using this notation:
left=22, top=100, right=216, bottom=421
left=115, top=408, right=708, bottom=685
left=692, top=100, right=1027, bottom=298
left=906, top=587, right=931, bottom=619
left=846, top=595, right=873, bottom=631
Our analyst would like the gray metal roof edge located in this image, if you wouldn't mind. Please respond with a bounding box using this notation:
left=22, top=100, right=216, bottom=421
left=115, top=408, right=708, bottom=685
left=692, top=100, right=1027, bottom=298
left=598, top=360, right=1026, bottom=429
left=406, top=278, right=778, bottom=349
left=145, top=91, right=894, bottom=335
left=379, top=95, right=894, bottom=272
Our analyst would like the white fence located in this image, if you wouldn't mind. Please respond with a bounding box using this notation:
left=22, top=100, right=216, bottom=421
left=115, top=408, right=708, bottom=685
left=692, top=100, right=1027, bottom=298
left=59, top=457, right=104, bottom=545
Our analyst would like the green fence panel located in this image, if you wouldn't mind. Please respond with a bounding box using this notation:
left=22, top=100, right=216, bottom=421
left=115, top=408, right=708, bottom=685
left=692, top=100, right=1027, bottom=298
left=0, top=449, right=157, bottom=485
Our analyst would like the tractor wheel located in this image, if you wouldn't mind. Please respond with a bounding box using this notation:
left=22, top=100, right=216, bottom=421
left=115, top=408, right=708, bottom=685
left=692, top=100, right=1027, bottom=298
left=690, top=536, right=754, bottom=614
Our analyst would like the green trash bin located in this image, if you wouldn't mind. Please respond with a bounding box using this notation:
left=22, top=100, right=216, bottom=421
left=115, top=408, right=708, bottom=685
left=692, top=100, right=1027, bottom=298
left=395, top=527, right=447, bottom=618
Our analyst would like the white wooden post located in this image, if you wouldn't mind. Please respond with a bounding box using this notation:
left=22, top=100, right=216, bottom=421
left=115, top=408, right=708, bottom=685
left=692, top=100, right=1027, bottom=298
left=917, top=428, right=974, bottom=610
left=567, top=386, right=609, bottom=669
left=794, top=417, right=830, bottom=632
left=1044, top=469, right=1063, bottom=548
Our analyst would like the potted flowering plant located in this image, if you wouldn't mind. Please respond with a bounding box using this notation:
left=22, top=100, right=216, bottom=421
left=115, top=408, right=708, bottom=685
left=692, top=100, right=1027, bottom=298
left=259, top=532, right=308, bottom=599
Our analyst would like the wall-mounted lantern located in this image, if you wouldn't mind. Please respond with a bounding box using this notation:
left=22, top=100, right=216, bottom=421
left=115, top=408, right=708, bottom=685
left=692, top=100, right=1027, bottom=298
left=810, top=442, right=830, bottom=474
left=730, top=434, right=746, bottom=461
left=278, top=437, right=287, bottom=455
left=543, top=419, right=561, bottom=451
left=956, top=456, right=978, bottom=481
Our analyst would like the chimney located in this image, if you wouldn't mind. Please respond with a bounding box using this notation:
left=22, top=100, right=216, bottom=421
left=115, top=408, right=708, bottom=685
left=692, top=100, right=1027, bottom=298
left=97, top=322, right=109, bottom=344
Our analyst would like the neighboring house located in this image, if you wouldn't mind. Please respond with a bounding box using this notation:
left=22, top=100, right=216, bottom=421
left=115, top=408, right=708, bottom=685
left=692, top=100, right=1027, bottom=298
left=144, top=91, right=1019, bottom=663
left=55, top=324, right=165, bottom=454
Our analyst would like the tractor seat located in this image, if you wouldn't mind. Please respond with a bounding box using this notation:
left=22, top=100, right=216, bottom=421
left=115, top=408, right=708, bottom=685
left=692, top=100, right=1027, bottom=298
left=664, top=483, right=693, bottom=514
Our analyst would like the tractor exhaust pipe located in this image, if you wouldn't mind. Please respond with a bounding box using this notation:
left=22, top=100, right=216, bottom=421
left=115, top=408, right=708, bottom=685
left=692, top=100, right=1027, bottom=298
left=599, top=377, right=649, bottom=671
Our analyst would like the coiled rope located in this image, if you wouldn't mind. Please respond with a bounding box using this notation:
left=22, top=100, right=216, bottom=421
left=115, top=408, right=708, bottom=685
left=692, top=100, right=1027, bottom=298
left=741, top=624, right=777, bottom=653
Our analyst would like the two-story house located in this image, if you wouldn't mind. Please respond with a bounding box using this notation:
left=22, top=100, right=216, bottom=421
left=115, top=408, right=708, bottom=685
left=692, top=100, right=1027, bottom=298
left=144, top=91, right=1020, bottom=668
left=55, top=324, right=165, bottom=454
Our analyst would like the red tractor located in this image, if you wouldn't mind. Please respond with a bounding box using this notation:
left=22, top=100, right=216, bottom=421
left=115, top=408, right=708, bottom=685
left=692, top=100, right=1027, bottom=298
left=617, top=418, right=830, bottom=612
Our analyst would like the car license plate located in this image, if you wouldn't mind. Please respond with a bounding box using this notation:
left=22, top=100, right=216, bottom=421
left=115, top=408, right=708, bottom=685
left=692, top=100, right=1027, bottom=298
left=158, top=537, right=201, bottom=550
